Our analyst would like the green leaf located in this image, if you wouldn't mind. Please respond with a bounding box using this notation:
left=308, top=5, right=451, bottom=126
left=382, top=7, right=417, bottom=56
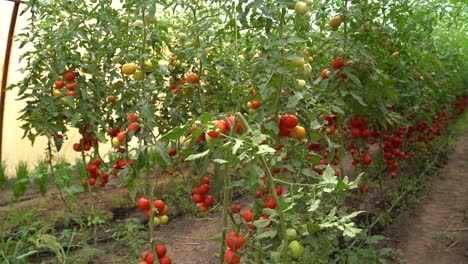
left=349, top=91, right=368, bottom=106
left=150, top=142, right=169, bottom=165
left=186, top=149, right=210, bottom=161
left=232, top=139, right=243, bottom=155
left=256, top=229, right=277, bottom=240
left=287, top=92, right=303, bottom=108
left=256, top=145, right=276, bottom=155
left=213, top=159, right=228, bottom=164
left=161, top=126, right=189, bottom=141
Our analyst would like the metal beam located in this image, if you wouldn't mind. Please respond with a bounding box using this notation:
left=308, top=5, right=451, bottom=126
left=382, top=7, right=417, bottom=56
left=1, top=1, right=21, bottom=162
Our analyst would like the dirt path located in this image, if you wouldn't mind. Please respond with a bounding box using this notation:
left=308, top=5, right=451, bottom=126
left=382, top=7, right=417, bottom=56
left=383, top=133, right=468, bottom=264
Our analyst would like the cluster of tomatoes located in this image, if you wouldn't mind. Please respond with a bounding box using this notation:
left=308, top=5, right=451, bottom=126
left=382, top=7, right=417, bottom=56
left=241, top=177, right=283, bottom=231
left=73, top=124, right=98, bottom=152
left=191, top=177, right=214, bottom=213
left=186, top=116, right=244, bottom=145
left=278, top=114, right=306, bottom=140
left=140, top=244, right=172, bottom=264
left=246, top=100, right=261, bottom=115
left=137, top=198, right=170, bottom=226
left=321, top=56, right=353, bottom=85
left=224, top=231, right=246, bottom=264
left=169, top=72, right=199, bottom=97
left=346, top=117, right=379, bottom=166
left=53, top=71, right=77, bottom=97
left=86, top=159, right=109, bottom=187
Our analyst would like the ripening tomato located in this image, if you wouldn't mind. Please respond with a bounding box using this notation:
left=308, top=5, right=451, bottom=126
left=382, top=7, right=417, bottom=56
left=197, top=203, right=209, bottom=212
left=290, top=125, right=306, bottom=139
left=186, top=72, right=199, bottom=83
left=321, top=68, right=330, bottom=79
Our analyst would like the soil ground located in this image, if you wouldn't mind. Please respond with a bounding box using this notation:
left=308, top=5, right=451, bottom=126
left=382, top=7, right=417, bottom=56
left=382, top=132, right=468, bottom=264
left=2, top=133, right=467, bottom=264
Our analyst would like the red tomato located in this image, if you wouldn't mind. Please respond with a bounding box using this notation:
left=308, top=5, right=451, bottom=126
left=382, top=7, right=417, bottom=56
left=224, top=249, right=241, bottom=264
left=88, top=177, right=96, bottom=186
left=197, top=203, right=209, bottom=212
left=117, top=132, right=126, bottom=143
left=65, top=82, right=75, bottom=90
left=198, top=184, right=210, bottom=195
left=192, top=193, right=203, bottom=203
left=155, top=244, right=167, bottom=258
left=207, top=120, right=227, bottom=138
left=243, top=209, right=253, bottom=222
left=140, top=251, right=155, bottom=264
left=127, top=122, right=139, bottom=132
left=251, top=101, right=261, bottom=109
left=158, top=256, right=172, bottom=264
left=230, top=204, right=241, bottom=213
left=203, top=195, right=214, bottom=207
left=201, top=176, right=210, bottom=185
left=153, top=200, right=166, bottom=212
left=263, top=195, right=277, bottom=209
left=55, top=80, right=64, bottom=88
left=64, top=71, right=76, bottom=81
left=279, top=114, right=298, bottom=129
left=275, top=186, right=283, bottom=196
left=225, top=231, right=246, bottom=250
left=321, top=68, right=330, bottom=79
left=126, top=113, right=138, bottom=122
left=225, top=116, right=244, bottom=133
left=186, top=72, right=199, bottom=83
left=168, top=148, right=177, bottom=156
left=137, top=197, right=150, bottom=210
left=332, top=57, right=345, bottom=69
left=65, top=90, right=76, bottom=96
left=73, top=143, right=81, bottom=152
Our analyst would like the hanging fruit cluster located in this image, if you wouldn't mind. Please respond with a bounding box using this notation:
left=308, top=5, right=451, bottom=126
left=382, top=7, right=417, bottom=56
left=140, top=244, right=172, bottom=264
left=73, top=124, right=98, bottom=152
left=52, top=71, right=77, bottom=97
left=192, top=177, right=214, bottom=212
left=224, top=231, right=246, bottom=264
left=86, top=158, right=109, bottom=187
left=137, top=198, right=170, bottom=226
